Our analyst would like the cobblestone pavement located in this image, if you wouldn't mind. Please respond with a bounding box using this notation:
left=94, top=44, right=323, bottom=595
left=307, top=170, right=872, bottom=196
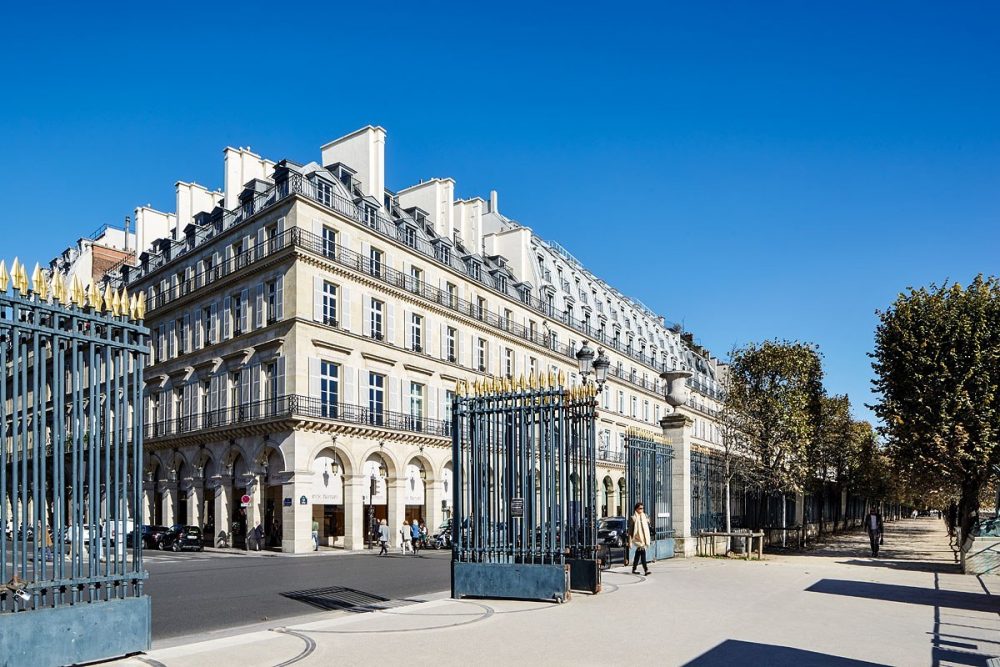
left=111, top=518, right=999, bottom=667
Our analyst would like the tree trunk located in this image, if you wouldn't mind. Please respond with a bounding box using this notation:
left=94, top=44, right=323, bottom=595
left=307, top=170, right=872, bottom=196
left=725, top=473, right=732, bottom=554
left=958, top=481, right=981, bottom=552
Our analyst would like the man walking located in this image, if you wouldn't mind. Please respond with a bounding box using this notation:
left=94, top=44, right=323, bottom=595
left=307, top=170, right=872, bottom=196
left=377, top=519, right=390, bottom=555
left=410, top=519, right=421, bottom=555
left=865, top=506, right=884, bottom=557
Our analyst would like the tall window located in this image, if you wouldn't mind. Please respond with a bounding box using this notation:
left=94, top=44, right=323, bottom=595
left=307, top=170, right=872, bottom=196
left=370, top=247, right=383, bottom=279
left=370, top=299, right=384, bottom=340
left=322, top=281, right=338, bottom=326
left=201, top=306, right=212, bottom=347
left=444, top=390, right=455, bottom=421
left=504, top=348, right=514, bottom=378
left=368, top=372, right=385, bottom=425
left=264, top=361, right=278, bottom=413
left=617, top=391, right=625, bottom=414
left=529, top=357, right=537, bottom=376
left=502, top=308, right=512, bottom=330
left=316, top=180, right=333, bottom=207
left=631, top=396, right=637, bottom=418
left=409, top=266, right=422, bottom=293
left=320, top=361, right=339, bottom=418
left=231, top=294, right=243, bottom=336
left=446, top=327, right=457, bottom=362
left=410, top=313, right=423, bottom=351
left=402, top=226, right=416, bottom=248
left=446, top=282, right=457, bottom=308
left=409, top=382, right=424, bottom=430
left=476, top=297, right=486, bottom=321
left=178, top=317, right=187, bottom=354
left=266, top=279, right=279, bottom=322
left=477, top=338, right=488, bottom=372
left=200, top=380, right=210, bottom=426
left=322, top=225, right=337, bottom=258
left=230, top=371, right=241, bottom=419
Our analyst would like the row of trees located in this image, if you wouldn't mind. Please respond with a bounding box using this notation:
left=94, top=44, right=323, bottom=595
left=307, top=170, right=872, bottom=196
left=718, top=340, right=894, bottom=540
left=717, top=275, right=1000, bottom=548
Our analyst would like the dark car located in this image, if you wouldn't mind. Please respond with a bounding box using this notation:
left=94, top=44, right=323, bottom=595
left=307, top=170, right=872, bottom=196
left=129, top=525, right=169, bottom=549
left=598, top=517, right=627, bottom=548
left=160, top=525, right=204, bottom=552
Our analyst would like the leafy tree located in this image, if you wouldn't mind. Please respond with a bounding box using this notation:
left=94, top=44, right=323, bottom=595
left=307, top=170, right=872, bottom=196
left=871, top=276, right=1000, bottom=541
left=809, top=394, right=854, bottom=535
left=724, top=340, right=824, bottom=540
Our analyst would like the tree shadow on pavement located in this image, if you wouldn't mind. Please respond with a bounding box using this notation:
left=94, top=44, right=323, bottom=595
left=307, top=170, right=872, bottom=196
left=683, top=639, right=887, bottom=666
left=807, top=579, right=1000, bottom=614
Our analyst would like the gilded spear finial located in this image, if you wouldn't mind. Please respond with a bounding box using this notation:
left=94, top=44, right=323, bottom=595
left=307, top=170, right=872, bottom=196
left=136, top=291, right=146, bottom=319
left=103, top=284, right=116, bottom=315
left=32, top=263, right=48, bottom=300
left=0, top=260, right=9, bottom=293
left=50, top=270, right=63, bottom=303
left=119, top=287, right=130, bottom=320
left=87, top=282, right=102, bottom=311
left=11, top=258, right=27, bottom=293
left=557, top=369, right=566, bottom=388
left=71, top=276, right=86, bottom=309
left=529, top=371, right=538, bottom=390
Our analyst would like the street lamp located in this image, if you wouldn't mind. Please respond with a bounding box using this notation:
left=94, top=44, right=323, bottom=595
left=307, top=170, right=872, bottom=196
left=576, top=341, right=611, bottom=391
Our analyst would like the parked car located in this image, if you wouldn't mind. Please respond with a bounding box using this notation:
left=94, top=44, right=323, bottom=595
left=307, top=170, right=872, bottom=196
left=128, top=525, right=170, bottom=549
left=597, top=516, right=627, bottom=548
left=160, top=525, right=204, bottom=552
left=64, top=524, right=97, bottom=545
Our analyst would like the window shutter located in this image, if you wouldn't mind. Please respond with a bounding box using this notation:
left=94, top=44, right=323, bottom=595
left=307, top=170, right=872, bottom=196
left=276, top=356, right=286, bottom=397
left=341, top=286, right=351, bottom=331
left=240, top=288, right=249, bottom=332
left=193, top=312, right=201, bottom=349
left=256, top=228, right=266, bottom=259
left=309, top=357, right=321, bottom=399
left=428, top=386, right=437, bottom=419
left=255, top=283, right=264, bottom=328
left=210, top=303, right=219, bottom=344
left=314, top=276, right=324, bottom=322
left=440, top=322, right=447, bottom=359
left=386, top=303, right=395, bottom=344
left=222, top=296, right=231, bottom=339
left=402, top=309, right=409, bottom=347
left=362, top=296, right=371, bottom=337
left=344, top=365, right=356, bottom=405
left=240, top=367, right=250, bottom=408
left=275, top=274, right=284, bottom=320
left=183, top=313, right=191, bottom=351
left=312, top=218, right=322, bottom=238
left=389, top=376, right=401, bottom=413
left=251, top=362, right=261, bottom=416
left=276, top=216, right=285, bottom=235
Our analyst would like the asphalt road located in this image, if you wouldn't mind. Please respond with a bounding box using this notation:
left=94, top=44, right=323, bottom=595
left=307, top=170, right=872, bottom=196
left=144, top=548, right=452, bottom=640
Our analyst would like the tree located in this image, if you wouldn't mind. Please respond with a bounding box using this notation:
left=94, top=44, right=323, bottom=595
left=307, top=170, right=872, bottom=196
left=871, top=276, right=1000, bottom=541
left=724, top=340, right=824, bottom=543
left=810, top=394, right=854, bottom=535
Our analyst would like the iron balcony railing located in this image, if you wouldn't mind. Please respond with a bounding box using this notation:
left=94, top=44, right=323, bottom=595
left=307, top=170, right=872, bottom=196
left=128, top=175, right=701, bottom=382
left=598, top=447, right=626, bottom=464
left=145, top=394, right=451, bottom=440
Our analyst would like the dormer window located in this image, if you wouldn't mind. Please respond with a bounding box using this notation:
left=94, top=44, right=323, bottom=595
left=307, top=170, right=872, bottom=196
left=468, top=261, right=482, bottom=281
left=496, top=275, right=508, bottom=293
left=363, top=204, right=378, bottom=228
left=401, top=225, right=416, bottom=248
left=315, top=179, right=333, bottom=207
left=436, top=245, right=451, bottom=264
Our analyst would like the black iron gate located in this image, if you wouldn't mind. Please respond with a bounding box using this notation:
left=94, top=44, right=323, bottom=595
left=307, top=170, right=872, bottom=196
left=0, top=262, right=149, bottom=667
left=451, top=373, right=598, bottom=602
left=625, top=428, right=675, bottom=561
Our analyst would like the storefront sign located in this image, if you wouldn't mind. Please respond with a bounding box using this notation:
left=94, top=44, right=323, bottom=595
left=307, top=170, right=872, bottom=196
left=311, top=453, right=344, bottom=504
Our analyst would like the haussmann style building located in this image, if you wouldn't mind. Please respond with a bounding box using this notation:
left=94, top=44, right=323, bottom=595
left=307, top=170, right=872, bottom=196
left=113, top=126, right=727, bottom=555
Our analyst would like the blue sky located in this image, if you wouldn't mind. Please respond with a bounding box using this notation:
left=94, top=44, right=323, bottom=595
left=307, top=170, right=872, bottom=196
left=1, top=2, right=998, bottom=422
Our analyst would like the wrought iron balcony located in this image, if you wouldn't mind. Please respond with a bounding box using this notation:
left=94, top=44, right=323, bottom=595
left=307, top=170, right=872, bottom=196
left=145, top=394, right=451, bottom=441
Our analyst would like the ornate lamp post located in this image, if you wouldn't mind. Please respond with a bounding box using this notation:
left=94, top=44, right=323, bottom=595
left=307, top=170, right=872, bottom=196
left=576, top=341, right=611, bottom=391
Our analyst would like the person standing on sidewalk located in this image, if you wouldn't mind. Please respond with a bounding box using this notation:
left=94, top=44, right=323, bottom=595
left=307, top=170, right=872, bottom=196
left=377, top=519, right=390, bottom=555
left=400, top=521, right=412, bottom=554
left=628, top=502, right=651, bottom=576
left=865, top=506, right=884, bottom=557
left=410, top=519, right=421, bottom=554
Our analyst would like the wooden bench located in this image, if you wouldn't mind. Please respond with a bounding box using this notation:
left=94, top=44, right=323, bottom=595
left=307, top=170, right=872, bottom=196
left=697, top=531, right=765, bottom=560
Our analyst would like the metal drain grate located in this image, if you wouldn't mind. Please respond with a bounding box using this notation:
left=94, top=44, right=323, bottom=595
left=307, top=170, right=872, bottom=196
left=281, top=586, right=420, bottom=613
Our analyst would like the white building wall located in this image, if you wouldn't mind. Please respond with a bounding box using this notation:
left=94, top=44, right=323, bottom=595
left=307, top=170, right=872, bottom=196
left=320, top=126, right=386, bottom=205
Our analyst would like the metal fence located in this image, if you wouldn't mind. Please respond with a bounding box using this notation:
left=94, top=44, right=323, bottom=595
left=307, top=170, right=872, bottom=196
left=451, top=375, right=598, bottom=601
left=0, top=262, right=150, bottom=665
left=625, top=428, right=674, bottom=560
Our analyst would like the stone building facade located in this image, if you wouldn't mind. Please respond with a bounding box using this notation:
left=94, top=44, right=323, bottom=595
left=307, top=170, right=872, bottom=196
left=120, top=126, right=726, bottom=554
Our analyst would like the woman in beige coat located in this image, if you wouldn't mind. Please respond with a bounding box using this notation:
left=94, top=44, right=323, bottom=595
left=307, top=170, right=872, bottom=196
left=628, top=502, right=651, bottom=576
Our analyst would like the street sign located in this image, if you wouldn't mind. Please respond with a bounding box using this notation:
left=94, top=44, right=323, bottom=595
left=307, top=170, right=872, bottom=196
left=510, top=497, right=524, bottom=518
left=283, top=498, right=292, bottom=507
left=299, top=495, right=308, bottom=505
left=240, top=502, right=249, bottom=508
left=240, top=494, right=251, bottom=504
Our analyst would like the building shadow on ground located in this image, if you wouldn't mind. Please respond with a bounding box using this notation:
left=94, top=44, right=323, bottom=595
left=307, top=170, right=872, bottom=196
left=683, top=639, right=888, bottom=666
left=806, top=579, right=1000, bottom=614
left=838, top=558, right=962, bottom=574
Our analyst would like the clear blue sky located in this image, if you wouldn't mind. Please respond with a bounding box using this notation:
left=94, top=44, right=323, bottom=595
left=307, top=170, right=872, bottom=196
left=1, top=2, right=998, bottom=422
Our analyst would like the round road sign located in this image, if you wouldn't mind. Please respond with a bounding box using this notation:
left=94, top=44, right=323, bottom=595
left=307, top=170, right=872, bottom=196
left=240, top=494, right=251, bottom=504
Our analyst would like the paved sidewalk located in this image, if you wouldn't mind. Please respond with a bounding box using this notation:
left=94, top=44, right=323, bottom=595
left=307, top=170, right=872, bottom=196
left=112, top=518, right=999, bottom=667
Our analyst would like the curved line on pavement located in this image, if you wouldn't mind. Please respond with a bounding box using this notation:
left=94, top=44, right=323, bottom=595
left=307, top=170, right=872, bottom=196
left=289, top=600, right=495, bottom=634
left=270, top=628, right=317, bottom=667
left=603, top=570, right=647, bottom=584
left=135, top=658, right=168, bottom=667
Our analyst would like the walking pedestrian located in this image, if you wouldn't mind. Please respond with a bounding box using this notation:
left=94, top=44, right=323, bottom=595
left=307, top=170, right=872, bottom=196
left=864, top=506, right=884, bottom=557
left=628, top=501, right=651, bottom=576
left=400, top=521, right=412, bottom=554
left=410, top=519, right=421, bottom=554
left=378, top=519, right=390, bottom=555
left=311, top=519, right=319, bottom=552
